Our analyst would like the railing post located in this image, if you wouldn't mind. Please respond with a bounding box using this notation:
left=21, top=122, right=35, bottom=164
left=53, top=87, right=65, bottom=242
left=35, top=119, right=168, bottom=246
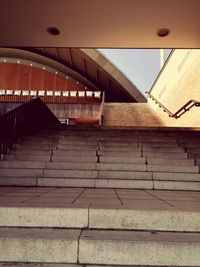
left=99, top=91, right=105, bottom=126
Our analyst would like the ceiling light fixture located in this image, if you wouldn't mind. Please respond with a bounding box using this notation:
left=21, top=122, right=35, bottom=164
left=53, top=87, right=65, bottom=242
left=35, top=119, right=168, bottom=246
left=157, top=28, right=170, bottom=37
left=47, top=27, right=60, bottom=36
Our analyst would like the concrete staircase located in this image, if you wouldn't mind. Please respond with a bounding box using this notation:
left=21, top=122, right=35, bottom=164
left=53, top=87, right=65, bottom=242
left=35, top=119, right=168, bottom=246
left=1, top=127, right=200, bottom=191
left=1, top=126, right=200, bottom=266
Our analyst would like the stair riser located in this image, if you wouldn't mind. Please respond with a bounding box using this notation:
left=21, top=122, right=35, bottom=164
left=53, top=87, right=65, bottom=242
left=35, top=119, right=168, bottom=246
left=0, top=207, right=200, bottom=232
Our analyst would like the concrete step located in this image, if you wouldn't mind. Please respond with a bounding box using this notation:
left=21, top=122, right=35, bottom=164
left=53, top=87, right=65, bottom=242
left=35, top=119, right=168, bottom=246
left=59, top=139, right=97, bottom=145
left=44, top=169, right=97, bottom=179
left=16, top=144, right=57, bottom=149
left=142, top=147, right=184, bottom=153
left=180, top=142, right=200, bottom=147
left=1, top=176, right=200, bottom=190
left=53, top=150, right=97, bottom=156
left=143, top=152, right=187, bottom=158
left=12, top=149, right=52, bottom=155
left=38, top=178, right=95, bottom=187
left=1, top=188, right=200, bottom=231
left=0, top=227, right=80, bottom=263
left=148, top=165, right=199, bottom=173
left=99, top=151, right=141, bottom=157
left=189, top=153, right=200, bottom=159
left=46, top=162, right=96, bottom=170
left=99, top=156, right=146, bottom=164
left=153, top=172, right=200, bottom=181
left=100, top=141, right=139, bottom=146
left=186, top=148, right=200, bottom=153
left=154, top=180, right=200, bottom=191
left=0, top=169, right=43, bottom=177
left=178, top=137, right=200, bottom=143
left=5, top=154, right=51, bottom=161
left=139, top=136, right=177, bottom=142
left=147, top=158, right=195, bottom=166
left=57, top=144, right=97, bottom=150
left=96, top=163, right=146, bottom=172
left=22, top=137, right=57, bottom=143
left=0, top=161, right=45, bottom=169
left=98, top=170, right=151, bottom=180
left=100, top=145, right=140, bottom=152
left=52, top=155, right=97, bottom=163
left=0, top=177, right=36, bottom=186
left=1, top=227, right=199, bottom=265
left=0, top=264, right=74, bottom=267
left=79, top=230, right=200, bottom=266
left=141, top=141, right=178, bottom=147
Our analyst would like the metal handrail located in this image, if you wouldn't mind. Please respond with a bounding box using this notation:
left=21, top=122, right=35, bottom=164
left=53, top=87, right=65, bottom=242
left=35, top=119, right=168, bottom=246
left=0, top=97, right=60, bottom=160
left=147, top=92, right=200, bottom=119
left=99, top=91, right=105, bottom=126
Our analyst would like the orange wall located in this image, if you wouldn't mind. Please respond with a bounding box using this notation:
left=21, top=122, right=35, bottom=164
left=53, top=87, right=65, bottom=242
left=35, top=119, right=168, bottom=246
left=0, top=62, right=83, bottom=91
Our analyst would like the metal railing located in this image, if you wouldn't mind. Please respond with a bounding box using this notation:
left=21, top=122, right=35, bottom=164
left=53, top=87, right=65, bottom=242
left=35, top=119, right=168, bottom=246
left=147, top=92, right=200, bottom=119
left=0, top=97, right=60, bottom=160
left=99, top=91, right=105, bottom=126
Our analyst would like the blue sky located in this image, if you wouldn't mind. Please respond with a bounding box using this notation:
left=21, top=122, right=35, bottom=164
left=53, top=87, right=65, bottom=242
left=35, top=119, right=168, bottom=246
left=98, top=49, right=171, bottom=97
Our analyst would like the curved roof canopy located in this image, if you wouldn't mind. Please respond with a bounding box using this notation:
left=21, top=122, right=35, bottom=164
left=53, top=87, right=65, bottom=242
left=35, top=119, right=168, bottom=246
left=0, top=47, right=146, bottom=103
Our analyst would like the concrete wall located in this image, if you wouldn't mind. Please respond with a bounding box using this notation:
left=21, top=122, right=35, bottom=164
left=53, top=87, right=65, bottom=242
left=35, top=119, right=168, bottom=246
left=103, top=103, right=163, bottom=127
left=148, top=49, right=200, bottom=127
left=0, top=102, right=100, bottom=119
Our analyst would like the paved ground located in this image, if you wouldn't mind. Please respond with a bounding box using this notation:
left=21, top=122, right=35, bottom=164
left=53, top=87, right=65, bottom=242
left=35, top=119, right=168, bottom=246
left=0, top=187, right=200, bottom=211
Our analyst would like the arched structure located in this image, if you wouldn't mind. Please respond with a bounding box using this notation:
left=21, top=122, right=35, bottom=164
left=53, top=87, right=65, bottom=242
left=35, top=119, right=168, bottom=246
left=0, top=48, right=146, bottom=103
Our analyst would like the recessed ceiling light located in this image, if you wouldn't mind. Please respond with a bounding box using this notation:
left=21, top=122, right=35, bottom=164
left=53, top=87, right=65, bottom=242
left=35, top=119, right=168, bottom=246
left=157, top=28, right=170, bottom=37
left=43, top=67, right=45, bottom=70
left=17, top=60, right=20, bottom=64
left=47, top=27, right=60, bottom=36
left=3, top=59, right=6, bottom=62
left=55, top=71, right=57, bottom=75
left=30, top=63, right=33, bottom=66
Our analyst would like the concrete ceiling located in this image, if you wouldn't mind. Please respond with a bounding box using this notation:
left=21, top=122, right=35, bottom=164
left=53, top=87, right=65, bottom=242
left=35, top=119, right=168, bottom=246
left=1, top=0, right=200, bottom=48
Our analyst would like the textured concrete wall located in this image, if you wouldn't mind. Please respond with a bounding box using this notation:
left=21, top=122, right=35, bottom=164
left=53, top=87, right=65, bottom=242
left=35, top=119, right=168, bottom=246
left=0, top=102, right=100, bottom=119
left=148, top=49, right=200, bottom=127
left=103, top=103, right=164, bottom=127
